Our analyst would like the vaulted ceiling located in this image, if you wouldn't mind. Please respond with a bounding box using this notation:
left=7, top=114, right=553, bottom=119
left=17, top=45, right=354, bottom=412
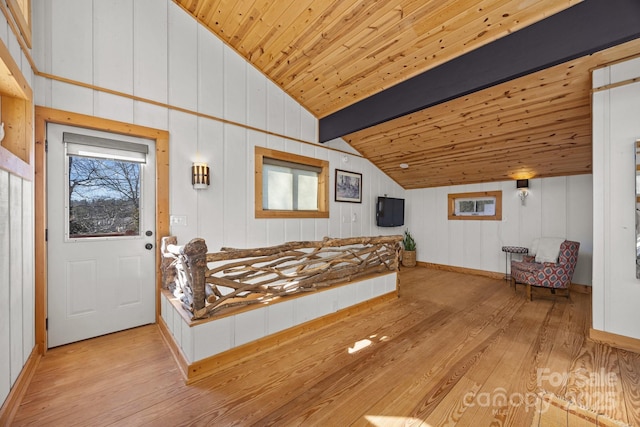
left=174, top=0, right=640, bottom=189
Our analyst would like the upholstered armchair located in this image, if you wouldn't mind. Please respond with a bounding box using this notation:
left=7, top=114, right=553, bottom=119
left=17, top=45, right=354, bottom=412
left=510, top=240, right=580, bottom=300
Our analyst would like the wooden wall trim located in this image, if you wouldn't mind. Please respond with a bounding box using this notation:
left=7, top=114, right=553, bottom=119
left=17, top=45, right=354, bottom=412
left=570, top=283, right=592, bottom=295
left=589, top=328, right=640, bottom=353
left=35, top=71, right=362, bottom=158
left=33, top=108, right=46, bottom=354
left=417, top=262, right=592, bottom=294
left=592, top=76, right=640, bottom=93
left=417, top=262, right=504, bottom=280
left=6, top=0, right=32, bottom=49
left=0, top=0, right=36, bottom=71
left=169, top=292, right=397, bottom=384
left=0, top=346, right=40, bottom=426
left=34, top=107, right=170, bottom=354
left=0, top=146, right=31, bottom=180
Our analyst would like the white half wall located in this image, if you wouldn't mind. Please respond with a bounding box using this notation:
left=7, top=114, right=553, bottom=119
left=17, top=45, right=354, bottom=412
left=406, top=176, right=593, bottom=285
left=161, top=273, right=397, bottom=364
left=592, top=56, right=640, bottom=339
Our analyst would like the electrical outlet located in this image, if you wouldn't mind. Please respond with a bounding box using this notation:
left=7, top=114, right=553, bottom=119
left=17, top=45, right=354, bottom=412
left=170, top=215, right=188, bottom=226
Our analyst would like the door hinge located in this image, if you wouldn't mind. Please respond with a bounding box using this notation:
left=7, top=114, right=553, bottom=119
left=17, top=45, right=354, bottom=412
left=46, top=318, right=48, bottom=330
left=45, top=229, right=48, bottom=241
left=45, top=139, right=48, bottom=153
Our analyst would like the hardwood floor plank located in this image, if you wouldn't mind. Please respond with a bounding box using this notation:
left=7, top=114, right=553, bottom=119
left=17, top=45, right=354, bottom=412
left=421, top=376, right=483, bottom=427
left=219, top=308, right=459, bottom=426
left=10, top=268, right=636, bottom=426
left=565, top=338, right=629, bottom=423
left=617, top=349, right=640, bottom=426
left=121, top=297, right=446, bottom=426
left=303, top=279, right=523, bottom=425
left=439, top=296, right=554, bottom=424
left=538, top=296, right=589, bottom=395
left=501, top=298, right=574, bottom=426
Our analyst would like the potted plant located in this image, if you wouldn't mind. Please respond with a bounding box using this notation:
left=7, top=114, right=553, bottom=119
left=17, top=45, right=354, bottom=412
left=401, top=229, right=417, bottom=267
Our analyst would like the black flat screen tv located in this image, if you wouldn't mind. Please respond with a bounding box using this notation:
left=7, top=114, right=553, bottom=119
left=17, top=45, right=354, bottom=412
left=376, top=196, right=405, bottom=227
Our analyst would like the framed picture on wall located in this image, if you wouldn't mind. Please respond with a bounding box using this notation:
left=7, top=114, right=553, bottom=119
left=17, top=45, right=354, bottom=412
left=335, top=169, right=362, bottom=203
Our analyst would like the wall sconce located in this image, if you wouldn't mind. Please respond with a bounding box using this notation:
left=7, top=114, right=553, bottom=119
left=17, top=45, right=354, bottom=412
left=516, top=179, right=529, bottom=205
left=192, top=162, right=210, bottom=189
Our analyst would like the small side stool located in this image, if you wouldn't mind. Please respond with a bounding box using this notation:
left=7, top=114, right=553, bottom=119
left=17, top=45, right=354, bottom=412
left=501, top=246, right=528, bottom=280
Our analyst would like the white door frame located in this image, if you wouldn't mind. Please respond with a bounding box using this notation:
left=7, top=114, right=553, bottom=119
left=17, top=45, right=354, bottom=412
left=35, top=107, right=170, bottom=354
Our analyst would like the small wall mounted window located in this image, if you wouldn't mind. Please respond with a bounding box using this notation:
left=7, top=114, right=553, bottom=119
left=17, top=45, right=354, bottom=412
left=448, top=190, right=502, bottom=221
left=255, top=146, right=329, bottom=218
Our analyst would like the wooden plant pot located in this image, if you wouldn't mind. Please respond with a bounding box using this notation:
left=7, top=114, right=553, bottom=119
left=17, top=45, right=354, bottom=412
left=402, top=250, right=416, bottom=267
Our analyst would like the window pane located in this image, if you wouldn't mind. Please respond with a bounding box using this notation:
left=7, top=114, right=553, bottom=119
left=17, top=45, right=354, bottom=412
left=263, top=163, right=319, bottom=211
left=296, top=172, right=318, bottom=210
left=454, top=197, right=496, bottom=216
left=264, top=164, right=293, bottom=210
left=68, top=156, right=141, bottom=238
left=458, top=200, right=475, bottom=213
left=476, top=200, right=495, bottom=215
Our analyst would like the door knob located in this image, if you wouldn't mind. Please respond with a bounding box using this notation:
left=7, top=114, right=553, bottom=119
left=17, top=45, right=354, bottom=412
left=145, top=243, right=153, bottom=250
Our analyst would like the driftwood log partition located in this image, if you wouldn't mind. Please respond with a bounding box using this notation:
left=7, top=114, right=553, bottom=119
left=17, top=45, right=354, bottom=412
left=161, top=235, right=402, bottom=320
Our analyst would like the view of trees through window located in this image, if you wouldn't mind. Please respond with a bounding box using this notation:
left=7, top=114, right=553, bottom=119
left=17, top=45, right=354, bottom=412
left=68, top=156, right=141, bottom=238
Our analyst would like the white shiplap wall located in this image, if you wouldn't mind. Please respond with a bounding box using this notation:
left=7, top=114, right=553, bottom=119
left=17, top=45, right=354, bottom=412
left=592, top=57, right=640, bottom=340
left=0, top=4, right=35, bottom=410
left=32, top=0, right=405, bottom=255
left=0, top=171, right=35, bottom=408
left=406, top=175, right=593, bottom=285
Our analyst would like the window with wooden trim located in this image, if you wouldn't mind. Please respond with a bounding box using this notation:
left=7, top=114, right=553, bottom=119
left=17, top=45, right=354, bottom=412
left=255, top=147, right=329, bottom=218
left=448, top=191, right=502, bottom=221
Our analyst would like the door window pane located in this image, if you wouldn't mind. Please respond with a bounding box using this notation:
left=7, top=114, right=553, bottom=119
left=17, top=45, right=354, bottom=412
left=68, top=156, right=141, bottom=238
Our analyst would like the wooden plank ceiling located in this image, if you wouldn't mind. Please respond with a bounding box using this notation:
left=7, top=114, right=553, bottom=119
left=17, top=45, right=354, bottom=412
left=174, top=0, right=640, bottom=189
left=345, top=39, right=640, bottom=189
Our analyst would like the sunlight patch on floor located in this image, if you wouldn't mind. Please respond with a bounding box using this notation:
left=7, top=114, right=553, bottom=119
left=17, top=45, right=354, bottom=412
left=348, top=333, right=390, bottom=354
left=349, top=338, right=372, bottom=354
left=364, top=415, right=432, bottom=426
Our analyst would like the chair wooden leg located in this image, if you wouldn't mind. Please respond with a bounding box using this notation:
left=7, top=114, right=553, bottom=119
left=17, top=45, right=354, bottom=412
left=526, top=284, right=532, bottom=301
left=510, top=276, right=516, bottom=292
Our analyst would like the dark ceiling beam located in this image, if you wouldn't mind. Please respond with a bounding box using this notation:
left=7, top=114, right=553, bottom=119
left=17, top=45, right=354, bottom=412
left=319, top=0, right=640, bottom=142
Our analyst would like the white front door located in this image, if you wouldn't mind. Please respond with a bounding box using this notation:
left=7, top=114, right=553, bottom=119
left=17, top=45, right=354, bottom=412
left=47, top=124, right=156, bottom=348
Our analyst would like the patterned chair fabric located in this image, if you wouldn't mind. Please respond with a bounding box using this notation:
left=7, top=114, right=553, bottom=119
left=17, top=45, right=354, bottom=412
left=510, top=240, right=580, bottom=298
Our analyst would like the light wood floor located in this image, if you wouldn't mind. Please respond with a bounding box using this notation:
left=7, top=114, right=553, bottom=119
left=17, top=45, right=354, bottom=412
left=12, top=268, right=640, bottom=426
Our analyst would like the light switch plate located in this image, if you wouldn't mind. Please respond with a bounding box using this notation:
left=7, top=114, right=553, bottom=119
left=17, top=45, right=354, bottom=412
left=170, top=215, right=187, bottom=226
